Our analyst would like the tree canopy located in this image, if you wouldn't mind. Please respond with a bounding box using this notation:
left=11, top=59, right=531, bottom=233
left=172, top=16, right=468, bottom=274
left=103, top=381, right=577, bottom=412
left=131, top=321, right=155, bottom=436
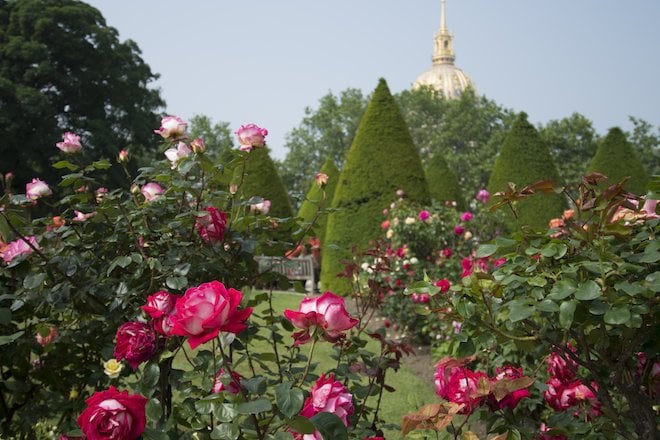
left=0, top=0, right=164, bottom=188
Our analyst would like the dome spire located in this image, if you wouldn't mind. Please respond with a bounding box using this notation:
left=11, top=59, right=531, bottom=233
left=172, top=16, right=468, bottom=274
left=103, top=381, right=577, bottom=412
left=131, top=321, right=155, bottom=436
left=433, top=0, right=455, bottom=65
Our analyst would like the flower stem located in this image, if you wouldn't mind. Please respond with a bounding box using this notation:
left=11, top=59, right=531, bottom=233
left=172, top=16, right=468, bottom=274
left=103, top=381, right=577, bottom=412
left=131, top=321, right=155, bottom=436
left=299, top=336, right=317, bottom=385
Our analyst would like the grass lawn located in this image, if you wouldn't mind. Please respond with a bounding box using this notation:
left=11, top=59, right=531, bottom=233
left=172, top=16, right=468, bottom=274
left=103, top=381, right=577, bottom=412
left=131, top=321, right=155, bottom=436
left=174, top=290, right=438, bottom=439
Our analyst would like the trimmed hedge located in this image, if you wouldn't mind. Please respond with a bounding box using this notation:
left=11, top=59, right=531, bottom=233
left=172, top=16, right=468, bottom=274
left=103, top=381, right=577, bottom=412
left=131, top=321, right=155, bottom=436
left=587, top=127, right=648, bottom=195
left=322, top=78, right=430, bottom=294
left=425, top=152, right=464, bottom=209
left=237, top=147, right=294, bottom=219
left=296, top=157, right=340, bottom=244
left=487, top=112, right=564, bottom=230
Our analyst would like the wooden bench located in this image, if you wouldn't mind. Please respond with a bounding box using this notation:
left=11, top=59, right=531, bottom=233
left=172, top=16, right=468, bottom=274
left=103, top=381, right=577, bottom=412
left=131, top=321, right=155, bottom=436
left=255, top=256, right=316, bottom=292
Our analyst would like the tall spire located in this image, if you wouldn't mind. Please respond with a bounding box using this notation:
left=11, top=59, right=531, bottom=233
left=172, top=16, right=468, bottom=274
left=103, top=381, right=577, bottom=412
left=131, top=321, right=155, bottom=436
left=433, top=0, right=455, bottom=65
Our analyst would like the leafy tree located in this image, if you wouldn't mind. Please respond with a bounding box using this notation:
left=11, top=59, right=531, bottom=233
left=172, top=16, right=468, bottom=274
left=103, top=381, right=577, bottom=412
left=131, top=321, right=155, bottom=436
left=538, top=113, right=599, bottom=186
left=587, top=127, right=648, bottom=195
left=322, top=79, right=430, bottom=294
left=628, top=116, right=660, bottom=177
left=279, top=88, right=368, bottom=198
left=238, top=148, right=294, bottom=219
left=487, top=112, right=564, bottom=229
left=0, top=0, right=164, bottom=188
left=296, top=157, right=339, bottom=244
left=188, top=114, right=234, bottom=161
left=425, top=152, right=464, bottom=208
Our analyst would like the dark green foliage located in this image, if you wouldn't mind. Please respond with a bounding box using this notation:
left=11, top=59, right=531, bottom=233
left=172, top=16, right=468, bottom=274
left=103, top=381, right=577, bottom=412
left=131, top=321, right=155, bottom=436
left=322, top=79, right=430, bottom=293
left=238, top=148, right=293, bottom=219
left=0, top=0, right=164, bottom=188
left=587, top=127, right=648, bottom=195
left=425, top=152, right=464, bottom=208
left=487, top=112, right=564, bottom=229
left=297, top=157, right=339, bottom=244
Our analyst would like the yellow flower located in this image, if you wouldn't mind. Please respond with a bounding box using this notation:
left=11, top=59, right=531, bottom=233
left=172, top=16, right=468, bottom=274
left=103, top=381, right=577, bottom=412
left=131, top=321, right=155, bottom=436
left=69, top=388, right=79, bottom=400
left=103, top=359, right=123, bottom=379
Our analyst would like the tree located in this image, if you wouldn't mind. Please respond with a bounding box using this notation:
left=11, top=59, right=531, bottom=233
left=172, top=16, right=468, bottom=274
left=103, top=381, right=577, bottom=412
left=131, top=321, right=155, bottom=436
left=628, top=116, right=660, bottom=178
left=279, top=88, right=368, bottom=198
left=322, top=79, right=430, bottom=294
left=538, top=113, right=599, bottom=187
left=296, top=157, right=339, bottom=244
left=238, top=148, right=293, bottom=219
left=188, top=114, right=234, bottom=161
left=0, top=0, right=164, bottom=188
left=425, top=152, right=464, bottom=208
left=487, top=112, right=564, bottom=229
left=587, top=127, right=648, bottom=195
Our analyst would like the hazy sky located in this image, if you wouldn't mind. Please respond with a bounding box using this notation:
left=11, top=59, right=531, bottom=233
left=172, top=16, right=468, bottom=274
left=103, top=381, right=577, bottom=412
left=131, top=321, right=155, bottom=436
left=85, top=0, right=660, bottom=160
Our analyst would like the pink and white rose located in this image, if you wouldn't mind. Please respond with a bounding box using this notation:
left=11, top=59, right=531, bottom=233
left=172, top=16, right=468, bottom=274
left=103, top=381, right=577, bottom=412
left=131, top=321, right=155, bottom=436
left=141, top=183, right=164, bottom=202
left=212, top=368, right=243, bottom=394
left=236, top=123, right=268, bottom=151
left=113, top=321, right=157, bottom=370
left=250, top=199, right=271, bottom=215
left=26, top=178, right=52, bottom=200
left=154, top=115, right=187, bottom=139
left=164, top=141, right=191, bottom=168
left=56, top=132, right=82, bottom=153
left=1, top=236, right=38, bottom=264
left=283, top=291, right=358, bottom=345
left=297, top=374, right=354, bottom=439
left=77, top=386, right=147, bottom=440
left=169, top=281, right=253, bottom=349
left=195, top=207, right=227, bottom=244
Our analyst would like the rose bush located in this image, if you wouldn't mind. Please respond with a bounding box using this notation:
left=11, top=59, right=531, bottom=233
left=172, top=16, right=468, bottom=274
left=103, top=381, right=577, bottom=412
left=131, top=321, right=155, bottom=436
left=0, top=116, right=409, bottom=439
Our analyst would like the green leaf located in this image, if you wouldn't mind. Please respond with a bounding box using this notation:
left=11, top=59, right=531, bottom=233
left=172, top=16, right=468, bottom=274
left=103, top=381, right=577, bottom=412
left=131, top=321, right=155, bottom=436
left=52, top=160, right=78, bottom=171
left=275, top=382, right=305, bottom=419
left=195, top=396, right=223, bottom=414
left=614, top=281, right=645, bottom=296
left=575, top=280, right=601, bottom=300
left=527, top=276, right=547, bottom=287
left=476, top=244, right=498, bottom=258
left=0, top=330, right=24, bottom=346
left=588, top=300, right=608, bottom=315
left=210, top=423, right=240, bottom=440
left=507, top=300, right=535, bottom=322
left=237, top=398, right=272, bottom=414
left=142, top=426, right=169, bottom=440
left=92, top=159, right=112, bottom=170
left=604, top=306, right=631, bottom=325
left=23, top=273, right=46, bottom=289
left=536, top=299, right=559, bottom=313
left=0, top=308, right=11, bottom=325
left=214, top=403, right=238, bottom=423
left=272, top=432, right=294, bottom=440
left=243, top=376, right=267, bottom=394
left=559, top=301, right=577, bottom=329
left=287, top=416, right=316, bottom=434
left=310, top=412, right=348, bottom=440
left=646, top=272, right=660, bottom=292
left=166, top=276, right=188, bottom=290
left=548, top=280, right=576, bottom=300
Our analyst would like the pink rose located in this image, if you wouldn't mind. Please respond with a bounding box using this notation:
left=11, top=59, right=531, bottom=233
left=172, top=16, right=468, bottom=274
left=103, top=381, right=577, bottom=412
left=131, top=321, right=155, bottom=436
left=441, top=248, right=453, bottom=259
left=195, top=207, right=227, bottom=244
left=434, top=358, right=488, bottom=414
left=56, top=132, right=82, bottom=153
left=1, top=236, right=38, bottom=264
left=113, top=322, right=157, bottom=369
left=487, top=365, right=530, bottom=410
left=190, top=137, right=206, bottom=153
left=77, top=386, right=147, bottom=440
left=460, top=212, right=473, bottom=222
left=283, top=292, right=358, bottom=345
left=26, top=178, right=52, bottom=200
left=73, top=210, right=96, bottom=222
left=435, top=278, right=451, bottom=292
left=418, top=210, right=430, bottom=221
left=154, top=115, right=187, bottom=139
left=461, top=257, right=473, bottom=278
left=164, top=141, right=191, bottom=168
left=36, top=326, right=58, bottom=347
left=141, top=291, right=176, bottom=319
left=95, top=187, right=108, bottom=203
left=170, top=281, right=253, bottom=349
left=411, top=293, right=430, bottom=304
left=212, top=367, right=243, bottom=394
left=250, top=199, right=271, bottom=215
left=236, top=123, right=268, bottom=151
left=547, top=345, right=577, bottom=382
left=300, top=374, right=354, bottom=427
left=118, top=149, right=129, bottom=163
left=315, top=172, right=329, bottom=187
left=454, top=225, right=465, bottom=235
left=381, top=220, right=390, bottom=230
left=476, top=189, right=490, bottom=204
left=141, top=183, right=164, bottom=202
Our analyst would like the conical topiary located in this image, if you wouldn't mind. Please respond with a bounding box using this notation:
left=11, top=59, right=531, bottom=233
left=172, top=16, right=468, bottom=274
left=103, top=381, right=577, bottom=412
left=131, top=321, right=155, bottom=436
left=237, top=147, right=294, bottom=219
left=587, top=127, right=648, bottom=195
left=425, top=152, right=464, bottom=209
left=487, top=112, right=564, bottom=230
left=322, top=78, right=431, bottom=294
left=297, top=157, right=340, bottom=244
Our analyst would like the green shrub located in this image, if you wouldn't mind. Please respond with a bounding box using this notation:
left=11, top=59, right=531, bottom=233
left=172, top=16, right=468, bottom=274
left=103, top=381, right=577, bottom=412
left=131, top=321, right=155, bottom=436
left=487, top=112, right=564, bottom=229
left=587, top=127, right=648, bottom=195
left=296, top=157, right=339, bottom=243
left=322, top=78, right=430, bottom=294
left=425, top=152, right=464, bottom=208
left=237, top=147, right=293, bottom=219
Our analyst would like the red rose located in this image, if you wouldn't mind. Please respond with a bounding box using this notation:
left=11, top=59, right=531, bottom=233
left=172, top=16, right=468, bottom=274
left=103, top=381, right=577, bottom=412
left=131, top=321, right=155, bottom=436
left=141, top=290, right=176, bottom=319
left=300, top=374, right=354, bottom=425
left=547, top=344, right=577, bottom=382
left=77, top=386, right=147, bottom=440
left=170, top=281, right=252, bottom=349
left=487, top=365, right=530, bottom=410
left=113, top=322, right=156, bottom=369
left=435, top=278, right=451, bottom=292
left=196, top=207, right=227, bottom=244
